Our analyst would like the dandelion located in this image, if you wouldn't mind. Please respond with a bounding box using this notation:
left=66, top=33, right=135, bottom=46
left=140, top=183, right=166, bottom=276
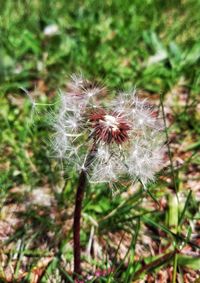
left=52, top=75, right=165, bottom=278
left=53, top=76, right=164, bottom=186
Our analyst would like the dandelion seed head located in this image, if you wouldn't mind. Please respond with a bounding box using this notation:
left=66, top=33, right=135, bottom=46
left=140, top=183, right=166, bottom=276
left=52, top=75, right=165, bottom=188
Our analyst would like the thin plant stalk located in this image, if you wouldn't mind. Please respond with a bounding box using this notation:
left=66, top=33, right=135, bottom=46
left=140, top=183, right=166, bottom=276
left=172, top=253, right=178, bottom=283
left=73, top=169, right=87, bottom=277
left=73, top=145, right=97, bottom=278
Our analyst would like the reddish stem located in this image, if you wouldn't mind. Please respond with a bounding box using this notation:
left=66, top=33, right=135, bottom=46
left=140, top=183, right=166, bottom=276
left=73, top=145, right=97, bottom=279
left=73, top=169, right=87, bottom=277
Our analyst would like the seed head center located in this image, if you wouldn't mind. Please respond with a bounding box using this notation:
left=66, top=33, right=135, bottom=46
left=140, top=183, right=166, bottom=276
left=104, top=115, right=119, bottom=131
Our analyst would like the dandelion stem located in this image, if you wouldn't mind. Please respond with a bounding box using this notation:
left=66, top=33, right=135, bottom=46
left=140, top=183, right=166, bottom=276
left=73, top=144, right=97, bottom=278
left=73, top=169, right=87, bottom=277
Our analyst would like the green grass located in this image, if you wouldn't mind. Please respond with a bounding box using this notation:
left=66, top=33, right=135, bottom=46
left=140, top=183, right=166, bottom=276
left=0, top=0, right=200, bottom=282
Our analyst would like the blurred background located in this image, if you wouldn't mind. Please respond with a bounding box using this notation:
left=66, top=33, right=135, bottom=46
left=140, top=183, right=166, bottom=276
left=0, top=1, right=200, bottom=282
